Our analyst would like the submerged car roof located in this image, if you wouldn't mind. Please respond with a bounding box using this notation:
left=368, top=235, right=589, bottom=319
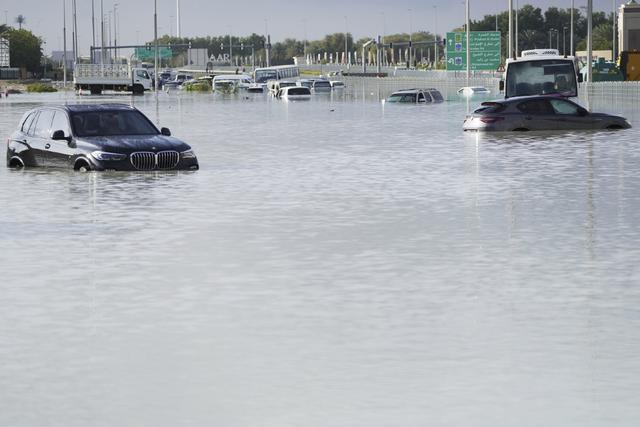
left=392, top=88, right=440, bottom=94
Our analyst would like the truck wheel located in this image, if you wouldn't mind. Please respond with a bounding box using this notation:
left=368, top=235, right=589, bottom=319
left=90, top=86, right=102, bottom=95
left=132, top=84, right=144, bottom=95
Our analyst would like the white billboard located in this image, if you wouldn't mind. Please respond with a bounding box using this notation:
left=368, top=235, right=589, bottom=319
left=0, top=38, right=9, bottom=68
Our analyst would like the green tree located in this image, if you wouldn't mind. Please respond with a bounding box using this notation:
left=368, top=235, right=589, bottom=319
left=5, top=28, right=42, bottom=72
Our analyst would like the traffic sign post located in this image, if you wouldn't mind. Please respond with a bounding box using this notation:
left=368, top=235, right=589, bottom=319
left=446, top=31, right=501, bottom=71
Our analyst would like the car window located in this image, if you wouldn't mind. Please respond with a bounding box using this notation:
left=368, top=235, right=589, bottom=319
left=21, top=112, right=36, bottom=133
left=430, top=91, right=444, bottom=102
left=549, top=99, right=582, bottom=115
left=423, top=92, right=433, bottom=102
left=33, top=110, right=55, bottom=138
left=517, top=99, right=555, bottom=115
left=51, top=111, right=72, bottom=136
left=70, top=110, right=159, bottom=137
left=26, top=112, right=40, bottom=136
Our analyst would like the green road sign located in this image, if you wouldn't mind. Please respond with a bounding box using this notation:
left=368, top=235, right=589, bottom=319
left=446, top=31, right=501, bottom=71
left=135, top=47, right=173, bottom=61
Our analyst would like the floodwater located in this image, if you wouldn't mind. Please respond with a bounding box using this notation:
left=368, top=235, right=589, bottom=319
left=1, top=89, right=640, bottom=427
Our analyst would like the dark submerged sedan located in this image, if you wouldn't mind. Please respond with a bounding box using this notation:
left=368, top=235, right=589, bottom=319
left=6, top=104, right=199, bottom=171
left=463, top=95, right=631, bottom=132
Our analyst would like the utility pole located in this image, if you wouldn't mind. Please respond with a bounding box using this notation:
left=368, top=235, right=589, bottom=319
left=508, top=0, right=513, bottom=59
left=344, top=16, right=348, bottom=65
left=113, top=3, right=118, bottom=61
left=466, top=0, right=470, bottom=82
left=154, top=0, right=158, bottom=90
left=570, top=0, right=574, bottom=56
left=100, top=0, right=104, bottom=65
left=62, top=0, right=67, bottom=86
left=408, top=9, right=413, bottom=68
left=612, top=0, right=616, bottom=61
left=515, top=0, right=519, bottom=56
left=71, top=0, right=77, bottom=64
left=434, top=5, right=438, bottom=69
left=91, top=0, right=95, bottom=63
left=587, top=0, right=592, bottom=83
left=176, top=0, right=181, bottom=38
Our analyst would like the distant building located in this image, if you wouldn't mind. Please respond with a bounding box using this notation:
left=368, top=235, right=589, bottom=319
left=50, top=51, right=75, bottom=70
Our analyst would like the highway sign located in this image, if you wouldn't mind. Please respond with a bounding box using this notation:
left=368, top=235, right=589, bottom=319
left=446, top=31, right=501, bottom=71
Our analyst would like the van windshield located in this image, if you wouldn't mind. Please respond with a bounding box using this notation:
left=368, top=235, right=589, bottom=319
left=506, top=59, right=577, bottom=98
left=255, top=70, right=277, bottom=83
left=70, top=110, right=159, bottom=137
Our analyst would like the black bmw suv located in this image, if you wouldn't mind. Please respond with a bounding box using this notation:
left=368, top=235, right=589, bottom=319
left=6, top=104, right=199, bottom=171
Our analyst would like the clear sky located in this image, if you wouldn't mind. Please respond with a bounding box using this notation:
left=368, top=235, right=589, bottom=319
left=1, top=0, right=621, bottom=55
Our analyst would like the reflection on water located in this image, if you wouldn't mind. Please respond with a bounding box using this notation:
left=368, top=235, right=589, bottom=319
left=1, top=91, right=640, bottom=426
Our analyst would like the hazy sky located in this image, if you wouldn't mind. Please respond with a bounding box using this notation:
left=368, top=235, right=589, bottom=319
left=1, top=0, right=620, bottom=55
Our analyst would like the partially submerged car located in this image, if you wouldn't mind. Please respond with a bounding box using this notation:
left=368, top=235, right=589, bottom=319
left=463, top=95, right=631, bottom=132
left=7, top=104, right=199, bottom=171
left=457, top=86, right=491, bottom=98
left=386, top=88, right=444, bottom=104
left=276, top=86, right=311, bottom=101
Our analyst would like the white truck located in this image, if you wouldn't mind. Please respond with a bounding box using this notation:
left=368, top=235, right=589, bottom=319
left=74, top=63, right=153, bottom=95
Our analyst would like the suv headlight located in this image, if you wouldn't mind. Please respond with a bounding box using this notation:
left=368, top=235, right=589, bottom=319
left=91, top=151, right=127, bottom=161
left=180, top=149, right=196, bottom=159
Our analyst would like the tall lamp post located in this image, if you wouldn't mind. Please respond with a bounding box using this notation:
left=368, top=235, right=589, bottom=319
left=563, top=26, right=568, bottom=56
left=570, top=0, right=574, bottom=56
left=433, top=5, right=438, bottom=69
left=344, top=15, right=348, bottom=65
left=612, top=0, right=617, bottom=61
left=408, top=8, right=413, bottom=68
left=154, top=0, right=158, bottom=91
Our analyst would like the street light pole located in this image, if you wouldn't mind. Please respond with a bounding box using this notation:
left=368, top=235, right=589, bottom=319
left=91, top=0, right=95, bottom=63
left=508, top=0, right=513, bottom=59
left=100, top=0, right=104, bottom=65
left=515, top=0, right=519, bottom=56
left=408, top=9, right=413, bottom=68
left=466, top=0, right=470, bottom=83
left=62, top=0, right=67, bottom=87
left=587, top=0, right=592, bottom=83
left=570, top=0, right=574, bottom=56
left=344, top=15, right=348, bottom=65
left=563, top=27, right=567, bottom=56
left=434, top=5, right=438, bottom=69
left=612, top=0, right=617, bottom=61
left=154, top=0, right=158, bottom=91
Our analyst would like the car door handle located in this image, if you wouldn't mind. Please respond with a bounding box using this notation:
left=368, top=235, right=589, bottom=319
left=45, top=143, right=51, bottom=149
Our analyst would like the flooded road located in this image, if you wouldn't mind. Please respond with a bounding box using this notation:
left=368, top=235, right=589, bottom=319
left=1, top=90, right=640, bottom=426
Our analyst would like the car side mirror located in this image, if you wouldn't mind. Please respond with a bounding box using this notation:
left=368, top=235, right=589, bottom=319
left=51, top=129, right=70, bottom=141
left=578, top=108, right=589, bottom=116
left=577, top=73, right=584, bottom=83
left=499, top=80, right=505, bottom=91
left=160, top=127, right=171, bottom=136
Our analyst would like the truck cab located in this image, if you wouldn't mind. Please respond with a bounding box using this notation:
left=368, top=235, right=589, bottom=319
left=501, top=49, right=581, bottom=99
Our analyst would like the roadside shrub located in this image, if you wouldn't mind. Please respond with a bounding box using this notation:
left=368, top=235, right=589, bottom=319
left=26, top=83, right=57, bottom=93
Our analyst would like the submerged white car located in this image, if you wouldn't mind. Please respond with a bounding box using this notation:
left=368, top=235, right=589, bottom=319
left=276, top=86, right=312, bottom=101
left=458, top=86, right=492, bottom=98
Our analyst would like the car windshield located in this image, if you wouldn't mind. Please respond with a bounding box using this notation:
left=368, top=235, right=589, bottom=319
left=430, top=91, right=444, bottom=102
left=70, top=110, right=159, bottom=137
left=315, top=81, right=331, bottom=87
left=506, top=59, right=577, bottom=98
left=388, top=94, right=416, bottom=103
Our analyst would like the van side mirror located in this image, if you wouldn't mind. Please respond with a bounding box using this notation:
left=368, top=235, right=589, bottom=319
left=51, top=130, right=69, bottom=141
left=160, top=127, right=171, bottom=136
left=577, top=73, right=584, bottom=83
left=499, top=80, right=505, bottom=91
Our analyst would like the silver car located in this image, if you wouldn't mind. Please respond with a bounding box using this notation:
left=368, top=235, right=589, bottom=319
left=463, top=96, right=631, bottom=132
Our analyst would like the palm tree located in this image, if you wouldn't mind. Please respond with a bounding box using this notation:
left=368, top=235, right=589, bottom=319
left=15, top=15, right=26, bottom=29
